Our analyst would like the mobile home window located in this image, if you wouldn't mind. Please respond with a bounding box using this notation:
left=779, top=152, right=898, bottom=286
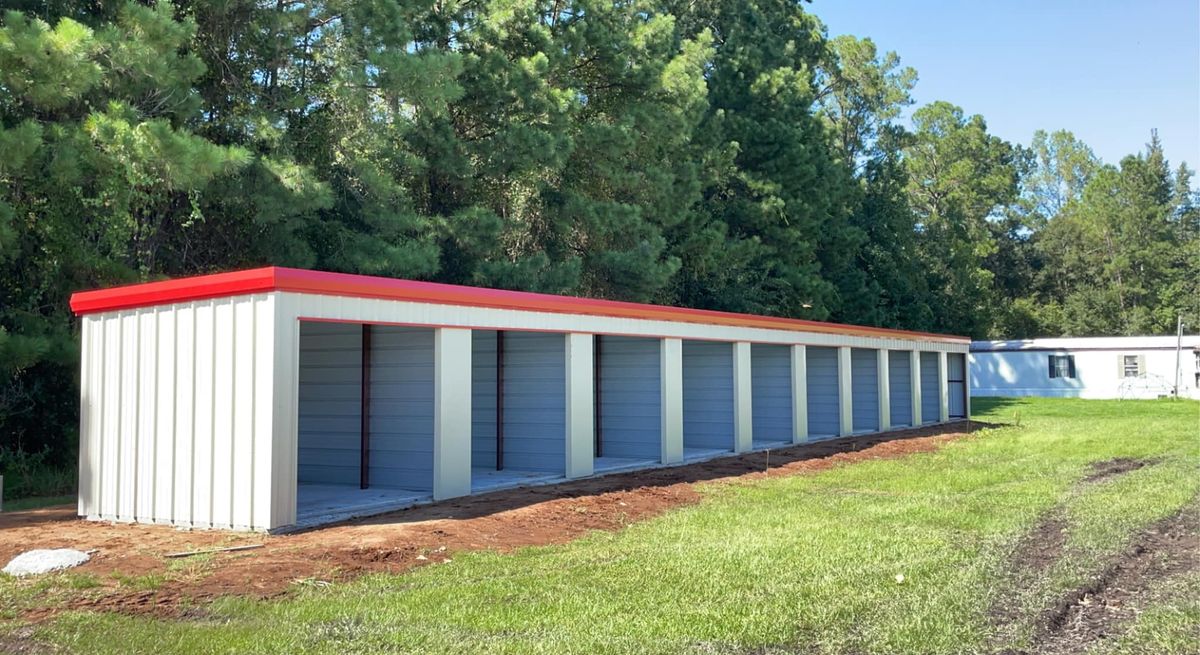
left=1048, top=354, right=1075, bottom=379
left=1122, top=355, right=1141, bottom=378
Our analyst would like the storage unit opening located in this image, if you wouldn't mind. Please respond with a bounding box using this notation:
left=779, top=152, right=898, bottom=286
left=806, top=346, right=841, bottom=439
left=751, top=344, right=793, bottom=448
left=594, top=335, right=662, bottom=473
left=681, top=340, right=735, bottom=460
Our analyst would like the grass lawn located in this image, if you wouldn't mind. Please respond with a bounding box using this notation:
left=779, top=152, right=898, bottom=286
left=6, top=397, right=1199, bottom=654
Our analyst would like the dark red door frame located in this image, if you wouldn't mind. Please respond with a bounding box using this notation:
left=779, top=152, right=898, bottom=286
left=594, top=334, right=602, bottom=458
left=360, top=323, right=372, bottom=489
left=496, top=330, right=505, bottom=471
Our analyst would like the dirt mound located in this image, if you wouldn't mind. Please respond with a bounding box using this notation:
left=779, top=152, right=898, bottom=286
left=1082, top=458, right=1157, bottom=484
left=0, top=422, right=973, bottom=620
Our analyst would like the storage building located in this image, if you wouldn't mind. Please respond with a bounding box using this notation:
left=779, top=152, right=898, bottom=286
left=70, top=267, right=970, bottom=531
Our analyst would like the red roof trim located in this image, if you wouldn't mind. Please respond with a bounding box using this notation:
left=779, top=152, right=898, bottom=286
left=70, top=267, right=969, bottom=344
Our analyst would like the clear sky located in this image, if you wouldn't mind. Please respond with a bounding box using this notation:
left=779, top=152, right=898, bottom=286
left=811, top=0, right=1200, bottom=173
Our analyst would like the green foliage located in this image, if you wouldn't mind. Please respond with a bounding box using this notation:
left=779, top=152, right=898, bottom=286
left=0, top=1, right=1196, bottom=465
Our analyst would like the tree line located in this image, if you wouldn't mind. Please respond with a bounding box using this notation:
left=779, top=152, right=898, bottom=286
left=0, top=0, right=1196, bottom=471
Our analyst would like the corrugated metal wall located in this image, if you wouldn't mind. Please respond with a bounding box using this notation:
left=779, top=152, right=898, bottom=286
left=806, top=346, right=840, bottom=438
left=501, top=331, right=567, bottom=473
left=471, top=330, right=499, bottom=469
left=920, top=351, right=940, bottom=423
left=851, top=348, right=880, bottom=432
left=948, top=353, right=967, bottom=418
left=888, top=350, right=913, bottom=426
left=297, top=322, right=361, bottom=486
left=751, top=344, right=792, bottom=443
left=78, top=295, right=277, bottom=530
left=598, top=336, right=661, bottom=461
left=369, top=327, right=435, bottom=491
left=682, top=340, right=735, bottom=451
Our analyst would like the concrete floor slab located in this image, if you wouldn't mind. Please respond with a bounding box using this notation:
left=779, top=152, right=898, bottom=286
left=294, top=485, right=431, bottom=530
left=471, top=468, right=563, bottom=494
left=594, top=456, right=659, bottom=475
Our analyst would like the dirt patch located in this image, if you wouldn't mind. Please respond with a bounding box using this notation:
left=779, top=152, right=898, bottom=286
left=1029, top=503, right=1200, bottom=655
left=1081, top=457, right=1157, bottom=484
left=0, top=422, right=975, bottom=620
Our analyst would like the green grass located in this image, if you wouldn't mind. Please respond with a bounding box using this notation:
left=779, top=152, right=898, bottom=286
left=1, top=494, right=75, bottom=511
left=7, top=397, right=1200, bottom=654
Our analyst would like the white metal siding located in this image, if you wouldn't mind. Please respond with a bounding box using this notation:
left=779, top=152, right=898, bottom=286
left=851, top=348, right=880, bottom=432
left=297, top=322, right=361, bottom=486
left=751, top=344, right=792, bottom=443
left=920, top=352, right=940, bottom=423
left=888, top=350, right=913, bottom=426
left=369, top=327, right=435, bottom=490
left=598, top=336, right=661, bottom=461
left=806, top=346, right=840, bottom=438
left=682, top=340, right=735, bottom=451
left=78, top=294, right=278, bottom=530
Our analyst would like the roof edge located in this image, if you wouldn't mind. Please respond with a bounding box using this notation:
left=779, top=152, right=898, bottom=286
left=70, top=266, right=970, bottom=344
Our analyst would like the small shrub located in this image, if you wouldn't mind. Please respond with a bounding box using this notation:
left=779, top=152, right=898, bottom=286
left=0, top=446, right=76, bottom=500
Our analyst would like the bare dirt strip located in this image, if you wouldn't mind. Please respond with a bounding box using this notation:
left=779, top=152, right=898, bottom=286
left=0, top=423, right=976, bottom=620
left=992, top=458, right=1199, bottom=655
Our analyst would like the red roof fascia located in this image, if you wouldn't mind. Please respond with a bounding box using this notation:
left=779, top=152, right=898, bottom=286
left=70, top=267, right=969, bottom=344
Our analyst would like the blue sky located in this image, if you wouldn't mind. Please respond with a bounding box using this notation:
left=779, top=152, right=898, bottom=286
left=812, top=0, right=1200, bottom=174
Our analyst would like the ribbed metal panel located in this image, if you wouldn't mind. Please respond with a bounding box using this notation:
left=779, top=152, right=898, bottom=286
left=598, top=336, right=661, bottom=461
left=948, top=353, right=967, bottom=418
left=370, top=327, right=435, bottom=490
left=806, top=346, right=840, bottom=438
left=682, top=340, right=734, bottom=451
left=297, top=322, right=361, bottom=486
left=471, top=330, right=498, bottom=467
left=78, top=294, right=278, bottom=530
left=920, top=351, right=940, bottom=423
left=751, top=344, right=792, bottom=443
left=888, top=350, right=913, bottom=426
left=501, top=332, right=567, bottom=473
left=851, top=348, right=880, bottom=432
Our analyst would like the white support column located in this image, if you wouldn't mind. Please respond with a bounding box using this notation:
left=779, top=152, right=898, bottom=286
left=838, top=346, right=853, bottom=436
left=660, top=338, right=684, bottom=464
left=938, top=351, right=950, bottom=422
left=878, top=349, right=891, bottom=431
left=733, top=341, right=753, bottom=453
left=564, top=333, right=595, bottom=479
left=965, top=354, right=973, bottom=420
left=791, top=345, right=808, bottom=444
left=433, top=328, right=473, bottom=500
left=910, top=350, right=923, bottom=426
left=266, top=292, right=300, bottom=531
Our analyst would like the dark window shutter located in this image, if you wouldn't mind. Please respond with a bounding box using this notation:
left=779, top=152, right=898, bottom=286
left=1067, top=356, right=1076, bottom=379
left=1048, top=355, right=1057, bottom=378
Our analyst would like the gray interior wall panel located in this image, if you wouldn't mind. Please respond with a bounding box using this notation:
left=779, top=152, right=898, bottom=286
left=851, top=348, right=880, bottom=432
left=471, top=331, right=498, bottom=468
left=806, top=346, right=840, bottom=438
left=297, top=322, right=361, bottom=485
left=948, top=353, right=967, bottom=418
left=598, top=336, right=662, bottom=460
left=369, top=327, right=435, bottom=491
left=920, top=351, right=940, bottom=422
left=751, top=344, right=792, bottom=442
left=888, top=350, right=913, bottom=426
left=501, top=332, right=567, bottom=473
left=682, top=340, right=735, bottom=451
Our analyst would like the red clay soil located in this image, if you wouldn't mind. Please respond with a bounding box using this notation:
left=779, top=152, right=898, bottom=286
left=0, top=423, right=978, bottom=620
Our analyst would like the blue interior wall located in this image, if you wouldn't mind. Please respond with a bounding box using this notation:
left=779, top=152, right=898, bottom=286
left=297, top=322, right=361, bottom=485
left=471, top=331, right=498, bottom=469
left=598, top=336, right=661, bottom=460
left=948, top=353, right=967, bottom=418
left=751, top=344, right=792, bottom=442
left=888, top=350, right=913, bottom=427
left=851, top=348, right=880, bottom=432
left=682, top=340, right=734, bottom=451
left=368, top=327, right=435, bottom=491
left=501, top=331, right=566, bottom=473
left=920, top=352, right=940, bottom=422
left=806, top=346, right=840, bottom=438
